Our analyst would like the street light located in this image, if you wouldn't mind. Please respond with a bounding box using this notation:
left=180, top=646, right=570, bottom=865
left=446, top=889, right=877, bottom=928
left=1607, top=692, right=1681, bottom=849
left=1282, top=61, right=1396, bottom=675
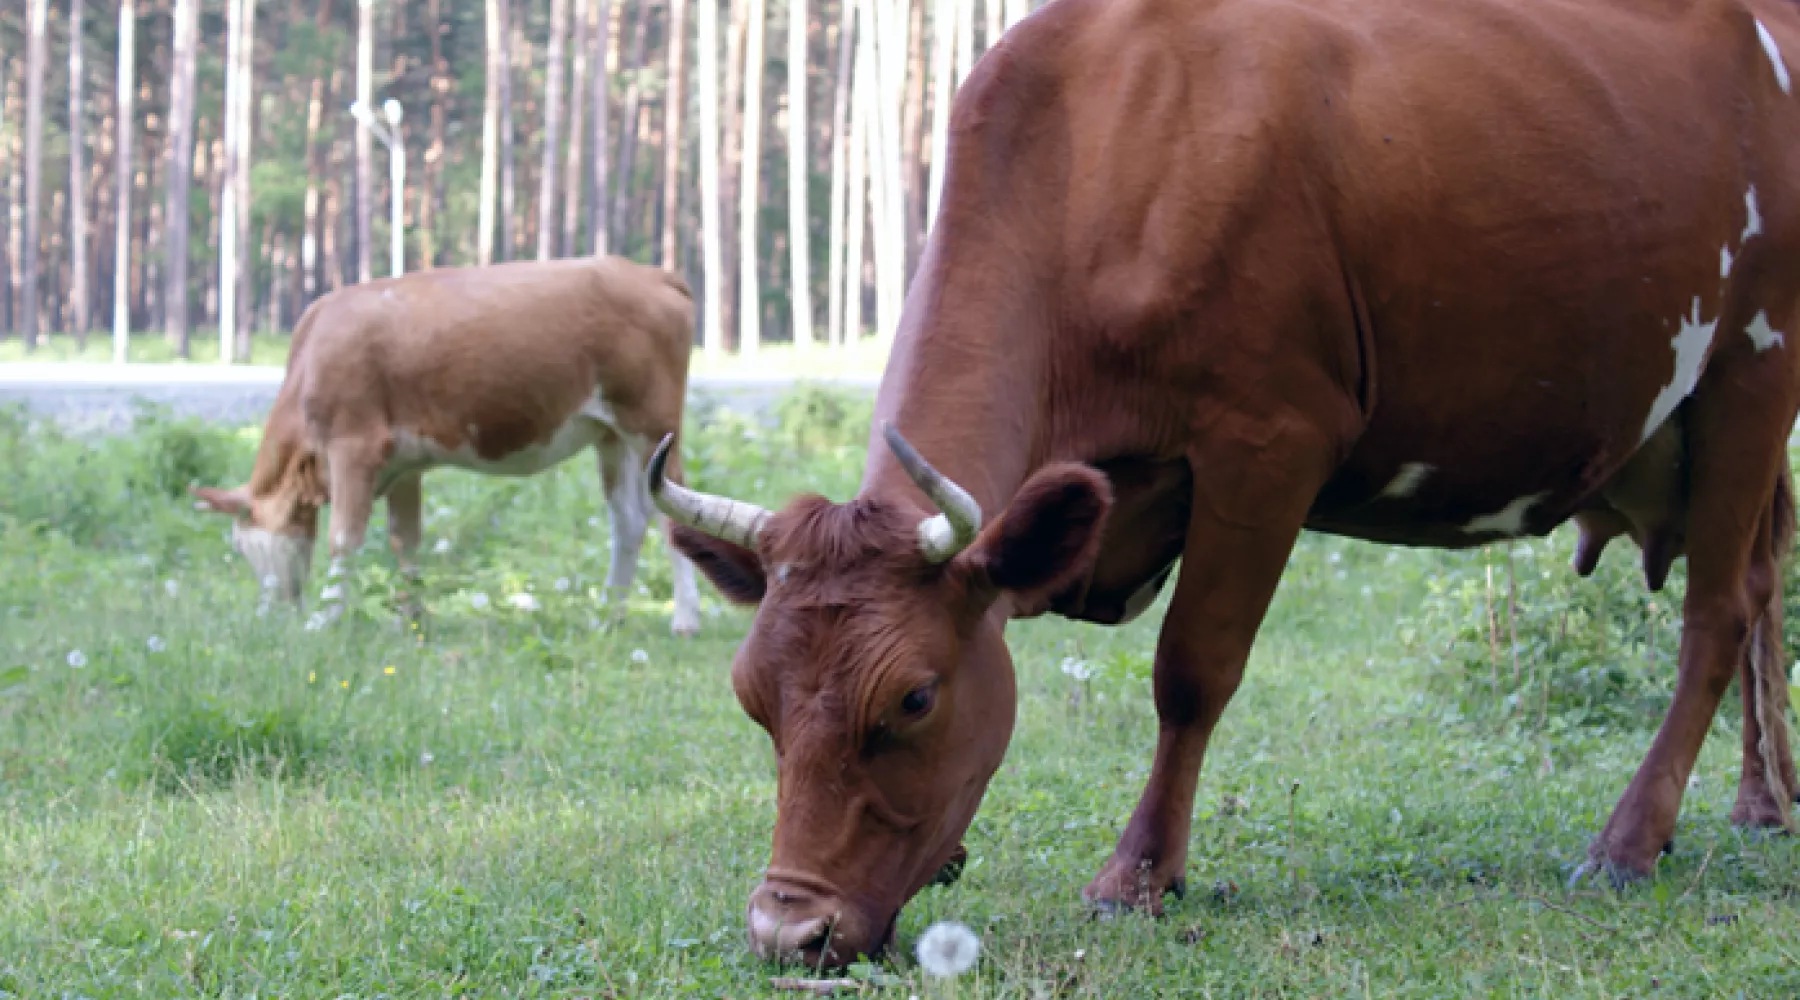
left=349, top=99, right=405, bottom=279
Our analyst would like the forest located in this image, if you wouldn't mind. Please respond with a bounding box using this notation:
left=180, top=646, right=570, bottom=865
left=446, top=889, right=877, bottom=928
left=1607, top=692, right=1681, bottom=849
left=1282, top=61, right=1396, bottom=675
left=0, top=0, right=1032, bottom=360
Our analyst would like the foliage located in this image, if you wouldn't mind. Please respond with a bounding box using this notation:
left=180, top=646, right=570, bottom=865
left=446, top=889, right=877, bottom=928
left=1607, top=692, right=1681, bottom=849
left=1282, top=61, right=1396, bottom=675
left=0, top=388, right=1796, bottom=995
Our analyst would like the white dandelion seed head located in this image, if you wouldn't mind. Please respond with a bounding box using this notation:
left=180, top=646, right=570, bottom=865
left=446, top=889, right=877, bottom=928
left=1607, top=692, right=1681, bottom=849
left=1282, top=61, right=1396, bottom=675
left=419, top=751, right=435, bottom=766
left=433, top=538, right=452, bottom=555
left=554, top=577, right=571, bottom=593
left=1059, top=657, right=1092, bottom=682
left=163, top=579, right=180, bottom=597
left=146, top=636, right=166, bottom=653
left=469, top=591, right=491, bottom=610
left=915, top=921, right=980, bottom=979
left=67, top=650, right=88, bottom=669
left=506, top=593, right=540, bottom=611
left=630, top=649, right=650, bottom=664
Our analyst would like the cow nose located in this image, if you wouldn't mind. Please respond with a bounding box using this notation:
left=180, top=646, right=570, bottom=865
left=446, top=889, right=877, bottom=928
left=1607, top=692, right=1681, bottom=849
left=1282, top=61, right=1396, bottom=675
left=746, top=880, right=871, bottom=965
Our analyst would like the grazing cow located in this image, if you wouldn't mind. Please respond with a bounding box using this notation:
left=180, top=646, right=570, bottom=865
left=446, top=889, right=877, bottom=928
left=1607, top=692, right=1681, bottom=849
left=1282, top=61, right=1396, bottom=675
left=650, top=0, right=1800, bottom=965
left=194, top=255, right=703, bottom=636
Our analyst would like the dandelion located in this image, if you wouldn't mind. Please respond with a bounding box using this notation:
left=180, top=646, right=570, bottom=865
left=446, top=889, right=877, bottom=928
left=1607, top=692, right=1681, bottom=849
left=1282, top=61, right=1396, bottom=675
left=433, top=538, right=452, bottom=555
left=340, top=680, right=350, bottom=689
left=163, top=579, right=180, bottom=598
left=384, top=666, right=396, bottom=676
left=419, top=751, right=435, bottom=766
left=915, top=921, right=980, bottom=979
left=1059, top=657, right=1092, bottom=682
left=630, top=649, right=650, bottom=664
left=469, top=591, right=491, bottom=610
left=146, top=635, right=166, bottom=653
left=67, top=650, right=88, bottom=669
left=554, top=577, right=571, bottom=593
left=507, top=593, right=541, bottom=611
left=308, top=671, right=316, bottom=684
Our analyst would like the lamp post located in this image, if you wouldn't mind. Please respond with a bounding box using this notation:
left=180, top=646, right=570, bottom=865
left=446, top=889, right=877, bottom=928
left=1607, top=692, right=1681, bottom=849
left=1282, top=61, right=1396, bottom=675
left=349, top=98, right=405, bottom=278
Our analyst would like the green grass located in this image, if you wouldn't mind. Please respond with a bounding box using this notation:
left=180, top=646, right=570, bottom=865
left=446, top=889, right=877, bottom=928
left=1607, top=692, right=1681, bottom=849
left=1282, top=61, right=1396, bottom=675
left=0, top=331, right=894, bottom=380
left=2, top=392, right=1798, bottom=997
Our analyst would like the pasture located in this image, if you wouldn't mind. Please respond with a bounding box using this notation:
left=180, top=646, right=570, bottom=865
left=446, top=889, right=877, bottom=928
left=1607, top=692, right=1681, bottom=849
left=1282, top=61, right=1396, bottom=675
left=2, top=387, right=1797, bottom=997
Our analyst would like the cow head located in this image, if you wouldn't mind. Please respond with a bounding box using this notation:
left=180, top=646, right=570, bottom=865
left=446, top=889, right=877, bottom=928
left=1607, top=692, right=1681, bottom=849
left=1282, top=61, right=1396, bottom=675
left=649, top=426, right=1111, bottom=966
left=191, top=476, right=319, bottom=605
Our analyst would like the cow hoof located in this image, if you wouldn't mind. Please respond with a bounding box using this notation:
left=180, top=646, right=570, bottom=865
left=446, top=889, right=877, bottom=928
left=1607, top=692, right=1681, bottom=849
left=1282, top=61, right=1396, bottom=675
left=1730, top=796, right=1796, bottom=832
left=1566, top=856, right=1651, bottom=891
left=1082, top=859, right=1183, bottom=917
left=670, top=619, right=701, bottom=638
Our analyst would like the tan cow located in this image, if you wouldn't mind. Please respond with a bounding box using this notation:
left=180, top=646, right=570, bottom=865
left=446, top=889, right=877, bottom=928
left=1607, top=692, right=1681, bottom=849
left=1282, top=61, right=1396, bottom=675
left=193, top=255, right=703, bottom=636
left=652, top=0, right=1800, bottom=966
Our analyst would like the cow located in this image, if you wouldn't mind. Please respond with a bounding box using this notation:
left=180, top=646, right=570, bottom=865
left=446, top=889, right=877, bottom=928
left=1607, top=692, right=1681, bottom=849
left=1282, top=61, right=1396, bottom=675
left=193, top=255, right=704, bottom=637
left=646, top=0, right=1800, bottom=966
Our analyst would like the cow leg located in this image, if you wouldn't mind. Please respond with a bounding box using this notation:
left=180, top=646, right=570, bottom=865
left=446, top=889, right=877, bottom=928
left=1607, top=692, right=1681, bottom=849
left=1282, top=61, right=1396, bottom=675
left=386, top=471, right=425, bottom=624
left=306, top=440, right=383, bottom=631
left=1732, top=468, right=1798, bottom=826
left=1084, top=419, right=1335, bottom=914
left=596, top=434, right=651, bottom=626
left=1581, top=361, right=1797, bottom=882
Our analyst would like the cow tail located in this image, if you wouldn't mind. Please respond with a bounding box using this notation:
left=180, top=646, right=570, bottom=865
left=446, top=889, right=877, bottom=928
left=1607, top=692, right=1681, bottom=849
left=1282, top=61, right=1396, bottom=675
left=1752, top=465, right=1796, bottom=821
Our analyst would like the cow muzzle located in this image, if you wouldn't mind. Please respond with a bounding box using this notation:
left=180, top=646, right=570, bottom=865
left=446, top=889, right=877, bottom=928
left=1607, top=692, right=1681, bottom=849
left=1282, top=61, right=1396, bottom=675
left=231, top=523, right=313, bottom=603
left=746, top=877, right=890, bottom=967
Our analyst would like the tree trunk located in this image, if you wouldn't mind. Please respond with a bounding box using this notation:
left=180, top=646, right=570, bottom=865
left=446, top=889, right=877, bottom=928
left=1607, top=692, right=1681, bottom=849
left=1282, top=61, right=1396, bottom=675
left=21, top=0, right=49, bottom=349
left=901, top=0, right=926, bottom=274
left=300, top=0, right=333, bottom=304
left=611, top=0, right=650, bottom=252
left=589, top=0, right=617, bottom=254
left=69, top=0, right=91, bottom=345
left=662, top=0, right=688, bottom=269
left=984, top=0, right=999, bottom=51
left=113, top=0, right=135, bottom=358
left=826, top=0, right=853, bottom=347
left=234, top=0, right=258, bottom=354
left=719, top=0, right=747, bottom=346
left=955, top=0, right=974, bottom=84
left=537, top=0, right=570, bottom=260
left=697, top=0, right=723, bottom=353
left=355, top=0, right=374, bottom=282
left=786, top=0, right=814, bottom=347
left=844, top=9, right=869, bottom=346
left=867, top=0, right=903, bottom=346
left=424, top=0, right=447, bottom=268
left=926, top=0, right=953, bottom=229
left=739, top=0, right=765, bottom=353
left=480, top=0, right=502, bottom=265
left=561, top=0, right=590, bottom=256
left=499, top=0, right=517, bottom=261
left=164, top=0, right=198, bottom=353
left=221, top=0, right=244, bottom=359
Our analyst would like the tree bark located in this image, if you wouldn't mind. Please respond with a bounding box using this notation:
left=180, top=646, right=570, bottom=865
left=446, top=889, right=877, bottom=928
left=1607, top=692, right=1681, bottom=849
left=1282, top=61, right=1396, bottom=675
left=739, top=0, right=766, bottom=353
left=719, top=0, right=747, bottom=345
left=611, top=0, right=651, bottom=251
left=480, top=0, right=502, bottom=265
left=537, top=0, right=570, bottom=260
left=825, top=0, right=854, bottom=347
left=588, top=0, right=615, bottom=254
left=22, top=0, right=49, bottom=348
left=663, top=0, right=688, bottom=269
left=499, top=0, right=517, bottom=261
left=164, top=0, right=198, bottom=353
left=844, top=9, right=870, bottom=346
left=786, top=0, right=814, bottom=347
left=355, top=0, right=374, bottom=283
left=926, top=0, right=953, bottom=229
left=983, top=0, right=999, bottom=51
left=697, top=0, right=723, bottom=353
left=424, top=0, right=447, bottom=268
left=901, top=0, right=926, bottom=274
left=301, top=0, right=333, bottom=303
left=234, top=0, right=258, bottom=355
left=955, top=0, right=973, bottom=84
left=113, top=0, right=135, bottom=358
left=70, top=0, right=92, bottom=344
left=221, top=0, right=245, bottom=359
left=561, top=0, right=590, bottom=256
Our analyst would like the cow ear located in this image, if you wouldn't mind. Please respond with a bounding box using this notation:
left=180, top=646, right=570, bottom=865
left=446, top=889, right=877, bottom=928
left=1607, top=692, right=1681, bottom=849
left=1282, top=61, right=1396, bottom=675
left=670, top=525, right=768, bottom=604
left=960, top=463, right=1112, bottom=599
left=192, top=484, right=252, bottom=517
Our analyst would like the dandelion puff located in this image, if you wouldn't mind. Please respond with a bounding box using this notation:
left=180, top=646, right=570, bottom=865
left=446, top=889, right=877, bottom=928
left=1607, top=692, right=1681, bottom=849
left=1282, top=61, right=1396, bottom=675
left=630, top=649, right=650, bottom=664
left=419, top=751, right=435, bottom=766
left=469, top=591, right=491, bottom=610
left=915, top=921, right=980, bottom=979
left=146, top=636, right=166, bottom=653
left=67, top=650, right=88, bottom=669
left=507, top=593, right=540, bottom=611
left=1059, top=657, right=1092, bottom=682
left=433, top=538, right=452, bottom=555
left=163, top=579, right=180, bottom=598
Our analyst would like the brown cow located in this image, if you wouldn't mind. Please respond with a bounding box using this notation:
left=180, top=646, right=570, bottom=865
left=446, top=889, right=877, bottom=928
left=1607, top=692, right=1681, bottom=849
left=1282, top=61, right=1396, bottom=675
left=651, top=0, right=1800, bottom=965
left=194, top=255, right=703, bottom=636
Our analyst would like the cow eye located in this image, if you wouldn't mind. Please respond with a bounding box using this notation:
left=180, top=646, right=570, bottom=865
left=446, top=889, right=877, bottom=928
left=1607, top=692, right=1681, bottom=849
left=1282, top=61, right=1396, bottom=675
left=899, top=683, right=937, bottom=719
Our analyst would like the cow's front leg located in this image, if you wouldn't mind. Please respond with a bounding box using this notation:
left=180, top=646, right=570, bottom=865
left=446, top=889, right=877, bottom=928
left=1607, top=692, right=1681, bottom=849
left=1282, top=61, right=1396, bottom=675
left=306, top=441, right=382, bottom=631
left=386, top=471, right=425, bottom=625
left=1085, top=417, right=1335, bottom=914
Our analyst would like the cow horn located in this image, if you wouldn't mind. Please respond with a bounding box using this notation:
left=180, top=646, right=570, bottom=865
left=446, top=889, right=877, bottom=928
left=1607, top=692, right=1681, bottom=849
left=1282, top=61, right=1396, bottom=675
left=646, top=434, right=771, bottom=549
left=882, top=422, right=983, bottom=563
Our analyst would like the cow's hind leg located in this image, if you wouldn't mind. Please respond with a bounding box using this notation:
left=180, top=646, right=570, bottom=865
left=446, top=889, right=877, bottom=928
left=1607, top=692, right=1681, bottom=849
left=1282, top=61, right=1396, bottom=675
left=1732, top=470, right=1798, bottom=827
left=1084, top=417, right=1337, bottom=914
left=596, top=434, right=651, bottom=627
left=386, top=471, right=425, bottom=625
left=1581, top=354, right=1797, bottom=882
left=306, top=438, right=384, bottom=631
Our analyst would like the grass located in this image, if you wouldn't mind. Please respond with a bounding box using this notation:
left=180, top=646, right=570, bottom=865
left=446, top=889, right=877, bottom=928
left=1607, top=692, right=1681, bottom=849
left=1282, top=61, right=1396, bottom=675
left=0, top=331, right=894, bottom=381
left=2, top=391, right=1798, bottom=997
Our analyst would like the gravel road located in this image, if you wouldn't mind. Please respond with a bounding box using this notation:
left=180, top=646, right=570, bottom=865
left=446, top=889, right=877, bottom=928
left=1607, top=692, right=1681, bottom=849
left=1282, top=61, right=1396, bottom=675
left=0, top=363, right=879, bottom=434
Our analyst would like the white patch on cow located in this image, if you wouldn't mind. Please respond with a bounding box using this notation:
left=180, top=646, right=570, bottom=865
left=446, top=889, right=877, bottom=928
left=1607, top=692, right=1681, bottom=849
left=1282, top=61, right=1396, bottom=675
left=389, top=389, right=621, bottom=480
left=1721, top=245, right=1734, bottom=278
left=1747, top=309, right=1787, bottom=352
left=1641, top=296, right=1720, bottom=442
left=1744, top=187, right=1765, bottom=243
left=1757, top=19, right=1793, bottom=94
left=1377, top=462, right=1433, bottom=500
left=1462, top=492, right=1548, bottom=538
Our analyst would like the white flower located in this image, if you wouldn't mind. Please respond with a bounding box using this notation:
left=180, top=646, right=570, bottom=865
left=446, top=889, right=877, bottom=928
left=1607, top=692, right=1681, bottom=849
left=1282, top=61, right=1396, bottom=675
left=419, top=751, right=435, bottom=766
left=163, top=579, right=180, bottom=597
left=1059, top=657, right=1092, bottom=682
left=469, top=591, right=491, bottom=610
left=507, top=593, right=540, bottom=611
left=915, top=921, right=980, bottom=979
left=433, top=538, right=452, bottom=555
left=146, top=636, right=166, bottom=653
left=554, top=577, right=571, bottom=593
left=630, top=649, right=650, bottom=664
left=67, top=650, right=88, bottom=669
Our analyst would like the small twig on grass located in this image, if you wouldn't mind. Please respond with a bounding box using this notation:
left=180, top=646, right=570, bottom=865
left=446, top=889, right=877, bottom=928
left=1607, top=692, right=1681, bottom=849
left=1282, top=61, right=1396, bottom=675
left=1517, top=892, right=1623, bottom=934
left=769, top=976, right=861, bottom=995
left=1677, top=846, right=1716, bottom=908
